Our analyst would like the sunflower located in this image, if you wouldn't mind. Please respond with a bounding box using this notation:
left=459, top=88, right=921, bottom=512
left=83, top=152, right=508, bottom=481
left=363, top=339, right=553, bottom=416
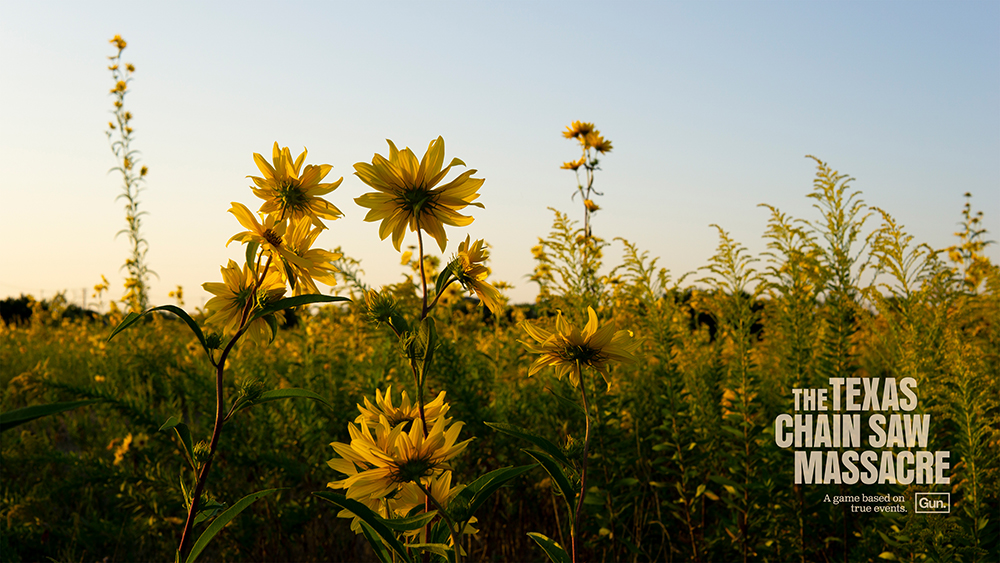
left=453, top=236, right=503, bottom=314
left=354, top=136, right=484, bottom=252
left=562, top=121, right=595, bottom=139
left=519, top=306, right=641, bottom=388
left=326, top=416, right=406, bottom=531
left=584, top=131, right=613, bottom=154
left=560, top=156, right=586, bottom=171
left=332, top=415, right=471, bottom=507
left=280, top=216, right=341, bottom=295
left=202, top=259, right=285, bottom=345
left=249, top=142, right=344, bottom=227
left=394, top=470, right=479, bottom=539
left=355, top=385, right=450, bottom=428
left=226, top=202, right=289, bottom=265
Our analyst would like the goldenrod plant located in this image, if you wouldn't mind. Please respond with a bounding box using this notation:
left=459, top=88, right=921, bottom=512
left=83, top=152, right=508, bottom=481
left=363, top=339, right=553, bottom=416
left=107, top=143, right=349, bottom=561
left=106, top=35, right=154, bottom=312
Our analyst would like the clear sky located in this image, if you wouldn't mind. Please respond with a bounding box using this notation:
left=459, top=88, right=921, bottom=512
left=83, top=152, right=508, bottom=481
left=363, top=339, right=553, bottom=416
left=2, top=1, right=998, bottom=309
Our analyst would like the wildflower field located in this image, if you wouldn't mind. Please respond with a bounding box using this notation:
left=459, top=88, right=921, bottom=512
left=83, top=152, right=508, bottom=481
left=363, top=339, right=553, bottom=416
left=1, top=36, right=998, bottom=563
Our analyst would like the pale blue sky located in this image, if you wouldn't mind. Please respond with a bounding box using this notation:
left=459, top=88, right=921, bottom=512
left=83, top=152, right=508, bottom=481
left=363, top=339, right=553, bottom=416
left=2, top=1, right=997, bottom=308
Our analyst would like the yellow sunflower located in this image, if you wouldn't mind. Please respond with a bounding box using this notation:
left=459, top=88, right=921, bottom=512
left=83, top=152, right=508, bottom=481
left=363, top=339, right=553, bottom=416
left=394, top=470, right=479, bottom=538
left=355, top=385, right=450, bottom=428
left=226, top=202, right=289, bottom=265
left=354, top=136, right=485, bottom=252
left=332, top=415, right=471, bottom=506
left=560, top=156, right=586, bottom=171
left=562, top=121, right=595, bottom=139
left=519, top=306, right=641, bottom=388
left=249, top=142, right=344, bottom=227
left=280, top=216, right=341, bottom=295
left=584, top=131, right=613, bottom=154
left=327, top=416, right=406, bottom=531
left=454, top=236, right=503, bottom=314
left=202, top=259, right=285, bottom=345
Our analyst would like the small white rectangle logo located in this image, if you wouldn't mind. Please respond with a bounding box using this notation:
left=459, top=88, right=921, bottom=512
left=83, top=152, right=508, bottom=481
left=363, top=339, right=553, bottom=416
left=915, top=492, right=950, bottom=514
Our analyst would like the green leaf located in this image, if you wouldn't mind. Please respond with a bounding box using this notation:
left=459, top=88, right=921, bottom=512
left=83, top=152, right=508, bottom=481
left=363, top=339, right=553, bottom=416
left=108, top=305, right=214, bottom=365
left=544, top=386, right=585, bottom=416
left=1, top=399, right=103, bottom=432
left=185, top=488, right=283, bottom=563
left=313, top=492, right=412, bottom=563
left=435, top=260, right=458, bottom=298
left=359, top=522, right=393, bottom=563
left=527, top=532, right=571, bottom=563
left=523, top=450, right=576, bottom=516
left=160, top=415, right=195, bottom=468
left=249, top=294, right=350, bottom=322
left=408, top=543, right=452, bottom=559
left=251, top=388, right=332, bottom=411
left=245, top=241, right=259, bottom=272
left=455, top=464, right=537, bottom=523
left=486, top=422, right=571, bottom=466
left=375, top=509, right=438, bottom=532
left=107, top=311, right=144, bottom=341
left=264, top=314, right=278, bottom=343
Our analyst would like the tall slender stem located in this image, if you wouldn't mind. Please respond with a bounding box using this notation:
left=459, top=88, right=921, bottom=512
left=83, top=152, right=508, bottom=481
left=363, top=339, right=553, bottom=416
left=178, top=257, right=272, bottom=557
left=416, top=479, right=462, bottom=563
left=571, top=362, right=592, bottom=563
left=416, top=222, right=429, bottom=320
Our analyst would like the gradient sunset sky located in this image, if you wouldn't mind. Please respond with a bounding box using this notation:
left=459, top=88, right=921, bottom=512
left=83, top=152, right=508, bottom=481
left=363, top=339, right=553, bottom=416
left=2, top=1, right=997, bottom=308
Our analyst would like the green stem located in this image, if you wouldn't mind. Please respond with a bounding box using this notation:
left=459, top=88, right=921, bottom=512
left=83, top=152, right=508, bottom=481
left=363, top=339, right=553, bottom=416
left=177, top=256, right=272, bottom=557
left=416, top=479, right=462, bottom=563
left=571, top=362, right=591, bottom=563
left=416, top=222, right=429, bottom=320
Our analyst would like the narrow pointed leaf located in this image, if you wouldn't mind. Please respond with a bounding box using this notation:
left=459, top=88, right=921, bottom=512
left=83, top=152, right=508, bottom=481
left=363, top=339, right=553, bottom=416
left=313, top=492, right=412, bottom=563
left=374, top=510, right=438, bottom=532
left=108, top=305, right=214, bottom=364
left=486, top=422, right=571, bottom=466
left=185, top=488, right=283, bottom=563
left=523, top=449, right=576, bottom=510
left=455, top=464, right=537, bottom=522
left=245, top=241, right=259, bottom=272
left=408, top=543, right=452, bottom=559
left=250, top=294, right=350, bottom=322
left=359, top=522, right=393, bottom=563
left=1, top=399, right=103, bottom=432
left=527, top=532, right=571, bottom=563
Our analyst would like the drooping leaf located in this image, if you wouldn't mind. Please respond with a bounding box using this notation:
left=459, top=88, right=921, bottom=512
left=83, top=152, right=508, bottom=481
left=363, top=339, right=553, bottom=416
left=435, top=260, right=458, bottom=298
left=264, top=314, right=278, bottom=342
left=486, top=422, right=571, bottom=466
left=454, top=464, right=537, bottom=523
left=230, top=388, right=334, bottom=418
left=408, top=543, right=452, bottom=560
left=185, top=488, right=283, bottom=563
left=374, top=510, right=439, bottom=532
left=108, top=305, right=214, bottom=364
left=313, top=492, right=412, bottom=563
left=523, top=450, right=576, bottom=516
left=160, top=417, right=196, bottom=468
left=245, top=241, right=259, bottom=273
left=359, top=522, right=393, bottom=563
left=1, top=399, right=103, bottom=432
left=527, top=532, right=571, bottom=563
left=250, top=294, right=350, bottom=322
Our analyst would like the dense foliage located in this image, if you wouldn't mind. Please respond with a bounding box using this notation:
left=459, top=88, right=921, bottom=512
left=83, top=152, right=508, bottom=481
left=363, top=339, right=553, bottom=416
left=2, top=161, right=997, bottom=562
